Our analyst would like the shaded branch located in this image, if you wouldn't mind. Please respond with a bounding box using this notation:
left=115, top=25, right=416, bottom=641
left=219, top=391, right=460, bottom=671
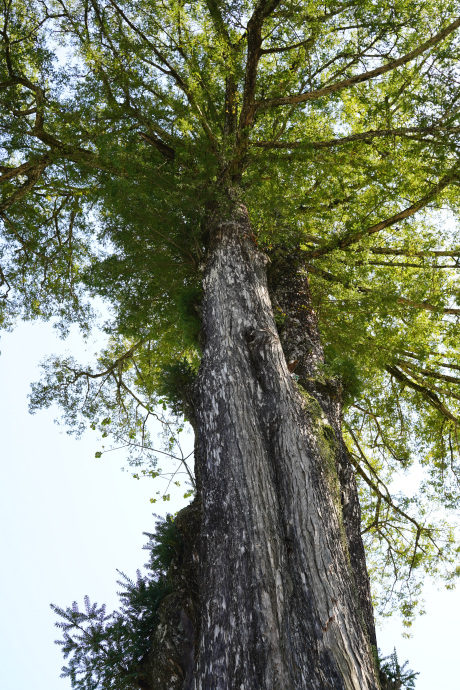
left=0, top=156, right=50, bottom=212
left=139, top=132, right=175, bottom=160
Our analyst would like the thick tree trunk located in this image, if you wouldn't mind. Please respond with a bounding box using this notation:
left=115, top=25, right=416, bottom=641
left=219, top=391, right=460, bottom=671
left=193, top=200, right=379, bottom=689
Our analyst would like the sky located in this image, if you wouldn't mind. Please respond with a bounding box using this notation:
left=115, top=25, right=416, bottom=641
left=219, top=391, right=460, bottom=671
left=0, top=319, right=459, bottom=690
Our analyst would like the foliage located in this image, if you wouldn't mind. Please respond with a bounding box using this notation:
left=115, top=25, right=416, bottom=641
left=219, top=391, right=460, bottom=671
left=51, top=515, right=180, bottom=690
left=3, top=0, right=460, bottom=624
left=379, top=648, right=419, bottom=690
left=157, top=358, right=197, bottom=417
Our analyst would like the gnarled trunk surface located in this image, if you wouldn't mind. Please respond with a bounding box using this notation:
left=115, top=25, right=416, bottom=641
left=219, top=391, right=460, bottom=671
left=192, top=201, right=379, bottom=689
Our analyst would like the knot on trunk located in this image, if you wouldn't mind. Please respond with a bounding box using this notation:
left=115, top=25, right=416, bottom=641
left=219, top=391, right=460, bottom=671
left=246, top=327, right=277, bottom=351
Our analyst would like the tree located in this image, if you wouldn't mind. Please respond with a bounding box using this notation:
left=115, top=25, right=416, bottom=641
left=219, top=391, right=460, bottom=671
left=2, top=0, right=460, bottom=686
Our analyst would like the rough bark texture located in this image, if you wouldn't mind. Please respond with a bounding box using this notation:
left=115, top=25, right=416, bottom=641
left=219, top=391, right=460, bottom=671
left=192, top=201, right=380, bottom=689
left=267, top=248, right=378, bottom=651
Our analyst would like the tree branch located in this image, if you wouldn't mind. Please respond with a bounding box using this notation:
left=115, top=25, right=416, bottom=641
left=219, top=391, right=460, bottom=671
left=305, top=161, right=460, bottom=259
left=257, top=17, right=460, bottom=108
left=346, top=424, right=426, bottom=533
left=304, top=262, right=460, bottom=315
left=204, top=0, right=232, bottom=45
left=252, top=125, right=460, bottom=150
left=371, top=247, right=460, bottom=258
left=0, top=157, right=50, bottom=213
left=385, top=365, right=458, bottom=422
left=260, top=34, right=315, bottom=55
left=238, top=0, right=282, bottom=134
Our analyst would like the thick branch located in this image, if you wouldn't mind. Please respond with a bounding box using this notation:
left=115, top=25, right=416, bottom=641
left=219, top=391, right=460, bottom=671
left=0, top=157, right=50, bottom=212
left=139, top=132, right=175, bottom=160
left=238, top=0, right=282, bottom=133
left=204, top=0, right=232, bottom=45
left=0, top=155, right=50, bottom=183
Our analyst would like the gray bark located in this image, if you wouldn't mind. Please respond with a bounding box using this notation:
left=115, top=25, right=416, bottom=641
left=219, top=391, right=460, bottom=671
left=192, top=201, right=380, bottom=689
left=267, top=248, right=377, bottom=651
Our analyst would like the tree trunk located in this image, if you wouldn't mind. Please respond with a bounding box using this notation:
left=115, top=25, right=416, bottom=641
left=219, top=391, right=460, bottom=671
left=267, top=248, right=378, bottom=653
left=192, top=200, right=380, bottom=689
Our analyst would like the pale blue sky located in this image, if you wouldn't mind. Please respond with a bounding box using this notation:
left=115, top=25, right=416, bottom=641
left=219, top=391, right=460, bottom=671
left=0, top=321, right=458, bottom=690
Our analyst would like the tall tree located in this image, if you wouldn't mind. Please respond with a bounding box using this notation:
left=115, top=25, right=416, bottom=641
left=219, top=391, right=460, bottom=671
left=2, top=0, right=460, bottom=686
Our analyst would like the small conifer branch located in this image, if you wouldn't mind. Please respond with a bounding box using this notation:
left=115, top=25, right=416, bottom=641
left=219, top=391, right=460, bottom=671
left=257, top=17, right=460, bottom=108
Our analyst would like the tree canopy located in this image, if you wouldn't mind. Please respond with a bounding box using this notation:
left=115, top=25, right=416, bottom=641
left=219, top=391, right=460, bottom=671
left=3, top=0, right=460, bottom=628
